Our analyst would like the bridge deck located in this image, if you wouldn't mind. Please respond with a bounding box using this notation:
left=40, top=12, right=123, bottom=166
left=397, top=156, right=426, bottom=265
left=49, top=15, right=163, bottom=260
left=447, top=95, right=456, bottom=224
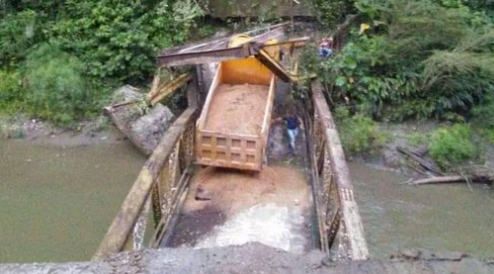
left=162, top=165, right=315, bottom=253
left=6, top=244, right=494, bottom=274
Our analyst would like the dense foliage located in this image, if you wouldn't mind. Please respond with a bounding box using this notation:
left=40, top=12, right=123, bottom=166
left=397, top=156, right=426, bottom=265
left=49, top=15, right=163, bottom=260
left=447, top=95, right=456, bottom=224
left=334, top=106, right=385, bottom=155
left=310, top=0, right=494, bottom=122
left=23, top=44, right=97, bottom=125
left=310, top=0, right=356, bottom=26
left=0, top=70, right=22, bottom=112
left=0, top=0, right=203, bottom=124
left=429, top=124, right=478, bottom=168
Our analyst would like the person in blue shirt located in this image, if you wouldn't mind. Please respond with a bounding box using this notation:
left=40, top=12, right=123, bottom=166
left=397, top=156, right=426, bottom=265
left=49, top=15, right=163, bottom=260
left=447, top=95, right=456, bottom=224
left=273, top=110, right=304, bottom=154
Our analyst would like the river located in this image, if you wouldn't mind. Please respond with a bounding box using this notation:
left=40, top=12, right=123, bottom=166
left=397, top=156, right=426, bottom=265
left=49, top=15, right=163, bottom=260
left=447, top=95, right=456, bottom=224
left=0, top=139, right=146, bottom=263
left=1, top=138, right=494, bottom=263
left=349, top=162, right=494, bottom=259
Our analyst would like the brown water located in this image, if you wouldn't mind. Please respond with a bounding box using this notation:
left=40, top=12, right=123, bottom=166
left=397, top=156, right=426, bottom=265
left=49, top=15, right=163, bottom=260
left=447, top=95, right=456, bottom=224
left=349, top=162, right=494, bottom=259
left=0, top=139, right=146, bottom=263
left=2, top=138, right=493, bottom=263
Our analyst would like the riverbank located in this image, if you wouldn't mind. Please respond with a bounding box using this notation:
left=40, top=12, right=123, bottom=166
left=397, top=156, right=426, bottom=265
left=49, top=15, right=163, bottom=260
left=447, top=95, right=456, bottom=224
left=346, top=121, right=494, bottom=259
left=346, top=119, right=494, bottom=180
left=0, top=114, right=125, bottom=147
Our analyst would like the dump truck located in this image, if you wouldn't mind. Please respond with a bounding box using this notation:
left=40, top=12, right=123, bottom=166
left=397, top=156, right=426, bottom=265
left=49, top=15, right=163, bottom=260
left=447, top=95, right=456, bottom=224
left=106, top=25, right=309, bottom=167
left=195, top=35, right=279, bottom=171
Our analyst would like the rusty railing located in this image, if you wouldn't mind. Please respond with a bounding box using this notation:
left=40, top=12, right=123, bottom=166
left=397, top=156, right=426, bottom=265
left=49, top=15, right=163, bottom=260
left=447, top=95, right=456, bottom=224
left=93, top=91, right=197, bottom=261
left=310, top=80, right=369, bottom=261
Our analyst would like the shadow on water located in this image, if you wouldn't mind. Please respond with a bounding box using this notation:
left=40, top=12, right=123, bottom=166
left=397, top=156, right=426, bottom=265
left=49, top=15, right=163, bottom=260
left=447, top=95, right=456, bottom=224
left=349, top=162, right=494, bottom=259
left=0, top=139, right=146, bottom=263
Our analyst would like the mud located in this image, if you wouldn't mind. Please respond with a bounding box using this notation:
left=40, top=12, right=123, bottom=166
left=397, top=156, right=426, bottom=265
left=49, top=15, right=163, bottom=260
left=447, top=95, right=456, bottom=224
left=183, top=166, right=311, bottom=216
left=0, top=114, right=124, bottom=147
left=166, top=205, right=226, bottom=247
left=165, top=166, right=314, bottom=252
left=268, top=80, right=309, bottom=168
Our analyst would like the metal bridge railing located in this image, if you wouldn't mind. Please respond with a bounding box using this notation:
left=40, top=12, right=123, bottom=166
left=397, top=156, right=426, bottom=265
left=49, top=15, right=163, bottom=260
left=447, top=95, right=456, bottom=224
left=92, top=108, right=196, bottom=261
left=310, top=80, right=369, bottom=261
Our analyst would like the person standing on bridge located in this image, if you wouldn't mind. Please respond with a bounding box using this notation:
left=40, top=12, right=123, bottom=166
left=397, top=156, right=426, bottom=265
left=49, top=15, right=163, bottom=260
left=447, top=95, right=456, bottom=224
left=273, top=109, right=304, bottom=154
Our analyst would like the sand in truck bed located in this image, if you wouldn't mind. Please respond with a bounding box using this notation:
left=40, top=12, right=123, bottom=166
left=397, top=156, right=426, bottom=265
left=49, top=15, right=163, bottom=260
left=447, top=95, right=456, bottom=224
left=204, top=84, right=269, bottom=135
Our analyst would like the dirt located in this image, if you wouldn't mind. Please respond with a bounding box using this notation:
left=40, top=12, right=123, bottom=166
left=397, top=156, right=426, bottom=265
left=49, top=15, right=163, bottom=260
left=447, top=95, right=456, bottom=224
left=166, top=205, right=227, bottom=248
left=183, top=166, right=311, bottom=216
left=205, top=84, right=269, bottom=135
left=164, top=166, right=314, bottom=251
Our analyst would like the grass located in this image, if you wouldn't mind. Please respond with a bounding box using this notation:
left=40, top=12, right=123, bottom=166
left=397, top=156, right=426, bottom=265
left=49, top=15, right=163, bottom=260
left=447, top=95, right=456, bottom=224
left=429, top=123, right=478, bottom=169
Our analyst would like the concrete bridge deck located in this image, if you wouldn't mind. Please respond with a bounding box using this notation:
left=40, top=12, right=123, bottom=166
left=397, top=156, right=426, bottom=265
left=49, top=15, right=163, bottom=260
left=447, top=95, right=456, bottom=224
left=3, top=243, right=493, bottom=274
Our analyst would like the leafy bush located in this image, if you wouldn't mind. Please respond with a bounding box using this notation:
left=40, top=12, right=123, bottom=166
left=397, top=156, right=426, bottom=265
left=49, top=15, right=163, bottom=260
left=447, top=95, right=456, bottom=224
left=429, top=124, right=477, bottom=168
left=24, top=44, right=98, bottom=125
left=309, top=0, right=356, bottom=25
left=50, top=0, right=203, bottom=83
left=310, top=0, right=494, bottom=121
left=335, top=106, right=386, bottom=155
left=471, top=94, right=494, bottom=128
left=0, top=70, right=23, bottom=113
left=0, top=10, right=37, bottom=66
left=470, top=94, right=494, bottom=143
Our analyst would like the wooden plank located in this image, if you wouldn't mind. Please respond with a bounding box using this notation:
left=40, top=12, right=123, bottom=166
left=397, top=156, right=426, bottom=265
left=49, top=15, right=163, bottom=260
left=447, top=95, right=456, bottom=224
left=311, top=80, right=369, bottom=260
left=92, top=107, right=196, bottom=261
left=149, top=73, right=192, bottom=105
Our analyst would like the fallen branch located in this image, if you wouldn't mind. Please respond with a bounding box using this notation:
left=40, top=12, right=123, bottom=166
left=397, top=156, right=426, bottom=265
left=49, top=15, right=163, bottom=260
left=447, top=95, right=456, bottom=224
left=397, top=146, right=443, bottom=176
left=409, top=173, right=494, bottom=186
left=409, top=176, right=465, bottom=185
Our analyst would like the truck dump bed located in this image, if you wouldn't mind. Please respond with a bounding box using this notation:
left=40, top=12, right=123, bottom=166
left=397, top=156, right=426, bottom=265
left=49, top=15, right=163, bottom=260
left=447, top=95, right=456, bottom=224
left=196, top=57, right=275, bottom=171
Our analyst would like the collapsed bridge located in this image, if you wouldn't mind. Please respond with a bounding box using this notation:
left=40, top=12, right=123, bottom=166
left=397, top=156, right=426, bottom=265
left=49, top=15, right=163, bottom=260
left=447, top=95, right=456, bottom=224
left=94, top=24, right=369, bottom=263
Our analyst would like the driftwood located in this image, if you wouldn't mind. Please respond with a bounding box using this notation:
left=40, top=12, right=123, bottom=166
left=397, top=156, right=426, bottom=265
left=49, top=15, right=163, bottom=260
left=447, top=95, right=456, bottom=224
left=409, top=171, right=494, bottom=186
left=409, top=176, right=466, bottom=185
left=396, top=146, right=443, bottom=176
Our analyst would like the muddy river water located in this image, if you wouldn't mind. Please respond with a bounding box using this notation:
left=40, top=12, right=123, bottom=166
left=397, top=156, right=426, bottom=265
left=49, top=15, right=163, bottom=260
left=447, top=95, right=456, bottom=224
left=349, top=162, right=494, bottom=259
left=0, top=139, right=146, bottom=263
left=1, top=139, right=493, bottom=263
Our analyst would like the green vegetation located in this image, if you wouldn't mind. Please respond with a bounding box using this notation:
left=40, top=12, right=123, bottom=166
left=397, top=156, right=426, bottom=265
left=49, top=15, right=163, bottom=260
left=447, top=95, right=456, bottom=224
left=0, top=70, right=22, bottom=113
left=429, top=124, right=478, bottom=169
left=310, top=0, right=355, bottom=26
left=305, top=0, right=494, bottom=166
left=335, top=106, right=386, bottom=155
left=0, top=0, right=204, bottom=125
left=23, top=44, right=98, bottom=125
left=309, top=0, right=494, bottom=122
